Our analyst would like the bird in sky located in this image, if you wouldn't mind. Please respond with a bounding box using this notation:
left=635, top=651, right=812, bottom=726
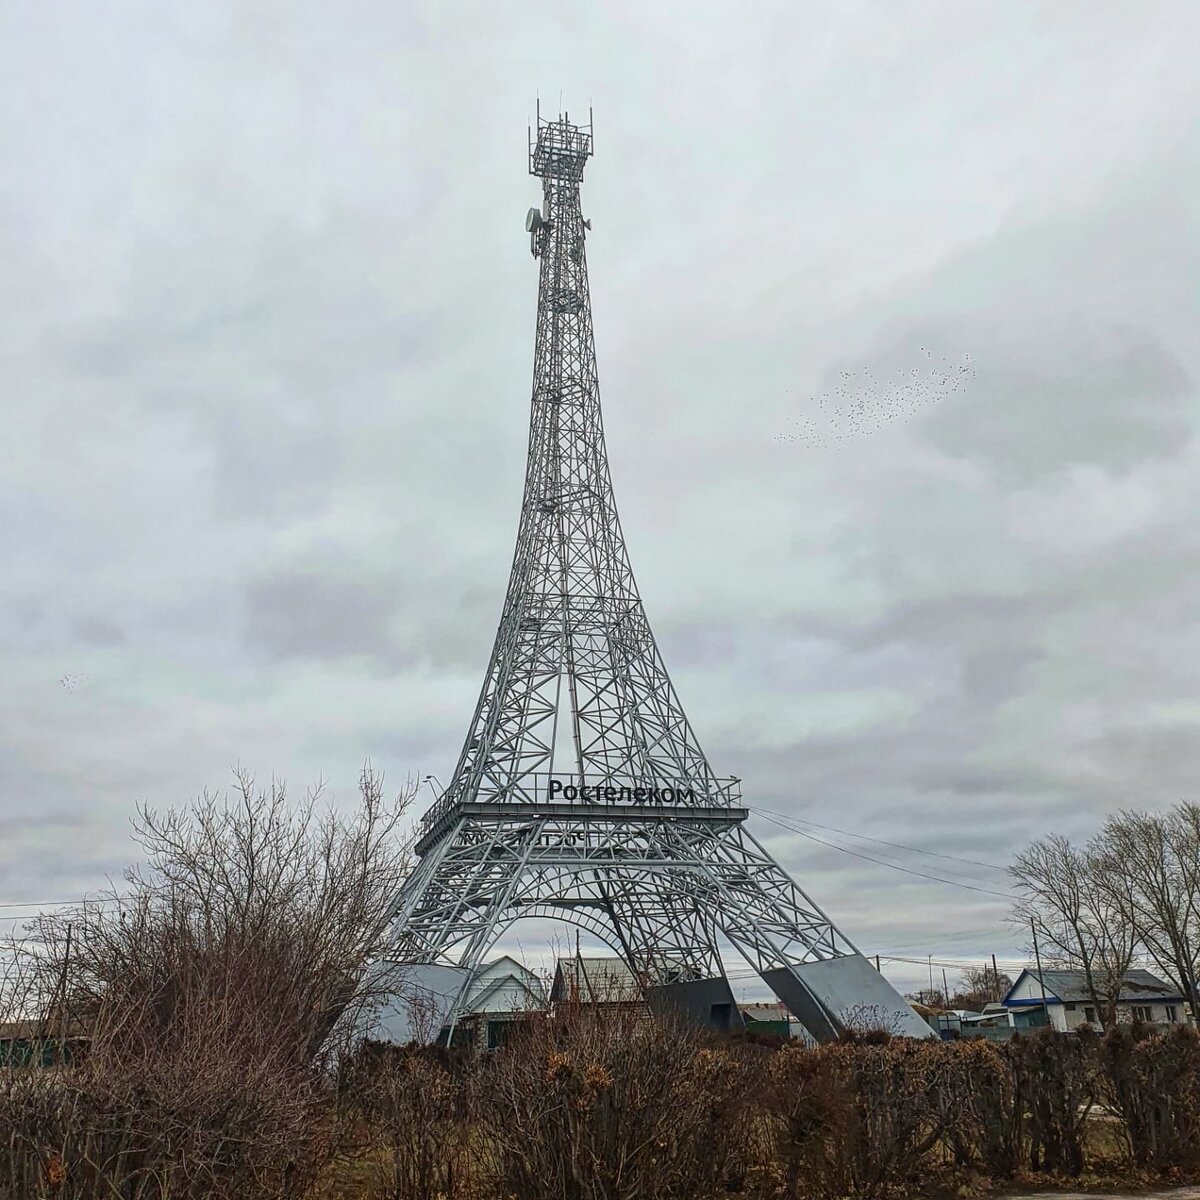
left=773, top=348, right=976, bottom=447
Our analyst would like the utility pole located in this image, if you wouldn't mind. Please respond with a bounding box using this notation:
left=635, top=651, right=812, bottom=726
left=1031, top=917, right=1050, bottom=1029
left=942, top=967, right=950, bottom=1007
left=45, top=922, right=71, bottom=1063
left=991, top=953, right=1001, bottom=1002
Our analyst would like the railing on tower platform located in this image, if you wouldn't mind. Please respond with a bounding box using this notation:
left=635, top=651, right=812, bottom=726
left=419, top=771, right=743, bottom=830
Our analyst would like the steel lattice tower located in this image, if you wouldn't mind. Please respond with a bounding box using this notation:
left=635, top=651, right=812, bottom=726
left=387, top=111, right=930, bottom=1041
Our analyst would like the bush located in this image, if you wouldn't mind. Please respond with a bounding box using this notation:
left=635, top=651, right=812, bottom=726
left=1098, top=1024, right=1200, bottom=1170
left=476, top=1002, right=764, bottom=1200
left=10, top=1008, right=1200, bottom=1197
left=940, top=1038, right=1021, bottom=1179
left=345, top=1042, right=478, bottom=1200
left=1003, top=1028, right=1096, bottom=1175
left=765, top=1041, right=855, bottom=1199
left=0, top=766, right=414, bottom=1200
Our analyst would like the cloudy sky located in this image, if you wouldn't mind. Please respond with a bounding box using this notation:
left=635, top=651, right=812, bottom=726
left=2, top=2, right=1198, bottom=997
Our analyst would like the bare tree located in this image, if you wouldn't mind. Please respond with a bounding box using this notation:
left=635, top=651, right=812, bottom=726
left=1096, top=805, right=1200, bottom=1019
left=0, top=764, right=417, bottom=1197
left=1009, top=833, right=1135, bottom=1029
left=32, top=763, right=416, bottom=1065
left=951, top=966, right=1013, bottom=1011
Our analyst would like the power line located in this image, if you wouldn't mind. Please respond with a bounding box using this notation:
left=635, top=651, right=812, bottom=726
left=0, top=895, right=122, bottom=911
left=723, top=953, right=1030, bottom=980
left=879, top=954, right=1029, bottom=971
left=753, top=810, right=1014, bottom=900
left=0, top=941, right=52, bottom=957
left=761, top=809, right=1008, bottom=873
left=876, top=923, right=1025, bottom=947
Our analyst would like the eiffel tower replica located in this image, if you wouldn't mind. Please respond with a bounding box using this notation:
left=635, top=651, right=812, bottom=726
left=388, top=109, right=930, bottom=1042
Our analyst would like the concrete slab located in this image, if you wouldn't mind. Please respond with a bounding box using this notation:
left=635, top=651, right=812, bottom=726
left=644, top=976, right=743, bottom=1031
left=358, top=962, right=471, bottom=1045
left=764, top=954, right=934, bottom=1042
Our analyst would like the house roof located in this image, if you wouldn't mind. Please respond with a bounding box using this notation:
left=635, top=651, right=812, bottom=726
left=473, top=955, right=539, bottom=983
left=961, top=1010, right=1013, bottom=1026
left=463, top=956, right=548, bottom=1014
left=1004, top=967, right=1184, bottom=1005
left=551, top=956, right=641, bottom=1003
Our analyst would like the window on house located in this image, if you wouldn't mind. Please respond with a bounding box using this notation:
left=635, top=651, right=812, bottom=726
left=1084, top=1007, right=1096, bottom=1025
left=1132, top=1005, right=1152, bottom=1023
left=1166, top=1005, right=1178, bottom=1023
left=1065, top=1002, right=1077, bottom=1011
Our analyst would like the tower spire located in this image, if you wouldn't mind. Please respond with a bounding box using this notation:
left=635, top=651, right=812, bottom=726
left=427, top=109, right=715, bottom=832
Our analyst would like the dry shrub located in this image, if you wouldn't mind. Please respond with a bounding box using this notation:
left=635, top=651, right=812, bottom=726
left=12, top=991, right=1200, bottom=1198
left=1097, top=1023, right=1200, bottom=1170
left=765, top=1041, right=854, bottom=1199
left=0, top=766, right=414, bottom=1200
left=767, top=1035, right=1029, bottom=1197
left=1002, top=1028, right=1096, bottom=1175
left=764, top=1037, right=961, bottom=1198
left=0, top=1051, right=331, bottom=1199
left=938, top=1038, right=1021, bottom=1179
left=840, top=1039, right=963, bottom=1197
left=347, top=1043, right=478, bottom=1200
left=476, top=1002, right=762, bottom=1200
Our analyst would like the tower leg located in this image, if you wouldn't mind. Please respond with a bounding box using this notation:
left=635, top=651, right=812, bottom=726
left=388, top=813, right=932, bottom=1042
left=644, top=977, right=742, bottom=1032
left=656, top=822, right=932, bottom=1041
left=762, top=954, right=933, bottom=1040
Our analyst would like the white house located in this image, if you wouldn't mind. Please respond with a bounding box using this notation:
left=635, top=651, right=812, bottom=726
left=1002, top=967, right=1188, bottom=1032
left=462, top=955, right=548, bottom=1017
left=452, top=955, right=549, bottom=1049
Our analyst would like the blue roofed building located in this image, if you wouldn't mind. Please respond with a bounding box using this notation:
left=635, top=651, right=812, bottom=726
left=1002, top=967, right=1189, bottom=1032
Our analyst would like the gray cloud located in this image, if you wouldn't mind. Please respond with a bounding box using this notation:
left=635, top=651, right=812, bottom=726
left=72, top=617, right=127, bottom=647
left=245, top=571, right=404, bottom=665
left=924, top=332, right=1190, bottom=484
left=2, top=1, right=1199, bottom=995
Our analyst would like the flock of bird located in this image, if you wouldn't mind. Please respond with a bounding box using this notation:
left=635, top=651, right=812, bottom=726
left=773, top=348, right=976, bottom=447
left=59, top=672, right=87, bottom=691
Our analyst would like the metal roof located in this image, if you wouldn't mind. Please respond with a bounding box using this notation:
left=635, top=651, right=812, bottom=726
left=1005, top=967, right=1183, bottom=1005
left=551, top=956, right=641, bottom=1003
